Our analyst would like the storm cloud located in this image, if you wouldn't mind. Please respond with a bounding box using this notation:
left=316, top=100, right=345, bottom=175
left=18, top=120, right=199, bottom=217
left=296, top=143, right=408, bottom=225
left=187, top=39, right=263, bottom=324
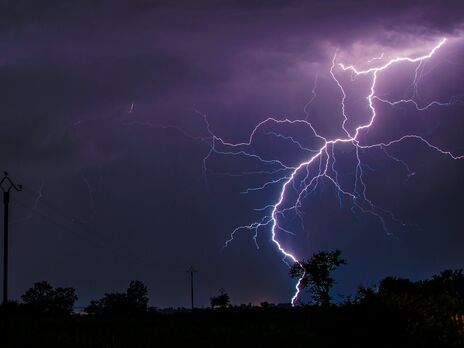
left=1, top=0, right=463, bottom=307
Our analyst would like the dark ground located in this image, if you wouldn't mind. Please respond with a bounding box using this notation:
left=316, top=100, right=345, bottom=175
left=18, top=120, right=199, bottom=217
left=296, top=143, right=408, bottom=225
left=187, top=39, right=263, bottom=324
left=1, top=306, right=462, bottom=348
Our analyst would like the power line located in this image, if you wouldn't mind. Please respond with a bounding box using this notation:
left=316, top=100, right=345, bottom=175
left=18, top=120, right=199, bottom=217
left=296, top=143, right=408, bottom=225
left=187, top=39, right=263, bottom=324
left=10, top=196, right=151, bottom=270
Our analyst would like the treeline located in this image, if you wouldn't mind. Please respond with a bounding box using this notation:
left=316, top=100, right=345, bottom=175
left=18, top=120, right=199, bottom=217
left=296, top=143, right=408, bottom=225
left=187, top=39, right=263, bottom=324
left=0, top=280, right=151, bottom=317
left=2, top=279, right=232, bottom=316
left=0, top=250, right=463, bottom=347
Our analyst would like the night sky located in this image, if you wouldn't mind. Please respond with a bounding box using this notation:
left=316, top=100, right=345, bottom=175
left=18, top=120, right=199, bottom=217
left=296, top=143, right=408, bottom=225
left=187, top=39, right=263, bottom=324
left=1, top=0, right=464, bottom=308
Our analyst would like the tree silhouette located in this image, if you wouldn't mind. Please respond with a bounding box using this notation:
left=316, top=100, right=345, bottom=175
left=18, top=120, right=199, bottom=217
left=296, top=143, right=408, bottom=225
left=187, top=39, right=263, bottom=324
left=290, top=249, right=346, bottom=306
left=210, top=288, right=230, bottom=309
left=85, top=280, right=149, bottom=316
left=378, top=276, right=418, bottom=297
left=126, top=280, right=149, bottom=311
left=353, top=269, right=464, bottom=345
left=21, top=281, right=77, bottom=315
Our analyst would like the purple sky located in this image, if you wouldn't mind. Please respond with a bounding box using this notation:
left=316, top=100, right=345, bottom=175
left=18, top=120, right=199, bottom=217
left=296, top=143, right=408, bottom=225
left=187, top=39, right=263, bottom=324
left=1, top=0, right=464, bottom=307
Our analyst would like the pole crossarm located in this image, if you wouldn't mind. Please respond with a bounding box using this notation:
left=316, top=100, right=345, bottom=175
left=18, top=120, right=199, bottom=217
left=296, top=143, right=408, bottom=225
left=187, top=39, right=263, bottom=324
left=0, top=172, right=22, bottom=193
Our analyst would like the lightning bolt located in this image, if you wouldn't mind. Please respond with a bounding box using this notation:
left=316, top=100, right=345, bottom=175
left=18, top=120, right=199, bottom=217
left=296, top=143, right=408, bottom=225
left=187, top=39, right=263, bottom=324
left=122, top=37, right=462, bottom=306
left=196, top=37, right=464, bottom=305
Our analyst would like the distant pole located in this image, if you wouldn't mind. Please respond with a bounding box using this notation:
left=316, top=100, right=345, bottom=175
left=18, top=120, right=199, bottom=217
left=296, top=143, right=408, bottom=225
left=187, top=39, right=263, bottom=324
left=187, top=266, right=197, bottom=311
left=0, top=172, right=22, bottom=306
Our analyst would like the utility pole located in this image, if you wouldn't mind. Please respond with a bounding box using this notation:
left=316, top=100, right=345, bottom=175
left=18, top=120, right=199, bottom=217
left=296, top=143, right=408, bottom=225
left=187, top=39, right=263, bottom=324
left=0, top=172, right=22, bottom=306
left=187, top=266, right=197, bottom=311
